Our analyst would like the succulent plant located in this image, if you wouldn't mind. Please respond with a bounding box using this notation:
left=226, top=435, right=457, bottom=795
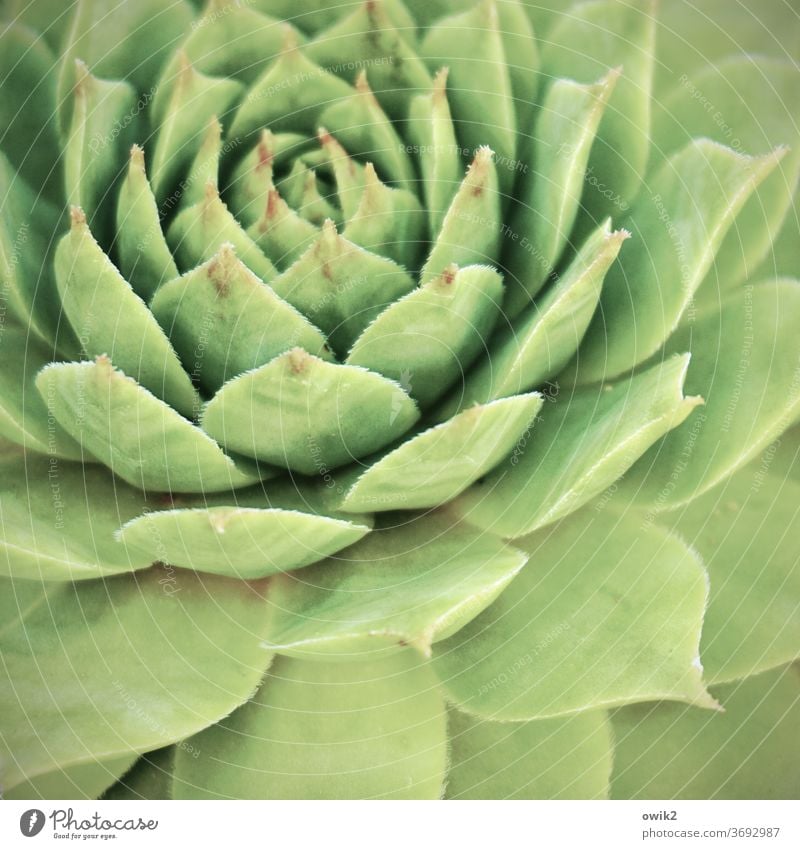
left=1, top=0, right=798, bottom=801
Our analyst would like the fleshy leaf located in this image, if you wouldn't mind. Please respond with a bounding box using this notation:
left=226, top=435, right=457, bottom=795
left=453, top=355, right=700, bottom=538
left=0, top=325, right=82, bottom=461
left=542, top=0, right=656, bottom=228
left=0, top=450, right=154, bottom=582
left=168, top=183, right=277, bottom=280
left=341, top=163, right=425, bottom=269
left=502, top=69, right=620, bottom=315
left=432, top=507, right=716, bottom=720
left=653, top=459, right=800, bottom=684
left=653, top=57, right=800, bottom=299
left=0, top=567, right=274, bottom=789
left=263, top=513, right=528, bottom=657
left=102, top=747, right=176, bottom=801
left=54, top=209, right=200, bottom=417
left=421, top=0, right=516, bottom=193
left=269, top=220, right=416, bottom=357
left=407, top=68, right=460, bottom=239
left=150, top=52, right=243, bottom=200
left=36, top=359, right=261, bottom=493
left=4, top=755, right=138, bottom=801
left=619, top=279, right=800, bottom=508
left=63, top=61, right=136, bottom=241
left=347, top=264, right=503, bottom=409
left=115, top=145, right=179, bottom=302
left=0, top=154, right=64, bottom=343
left=444, top=220, right=627, bottom=416
left=306, top=0, right=433, bottom=116
left=171, top=652, right=447, bottom=799
left=229, top=29, right=353, bottom=138
left=340, top=394, right=542, bottom=512
left=150, top=244, right=331, bottom=394
left=421, top=147, right=500, bottom=284
left=245, top=186, right=320, bottom=269
left=611, top=665, right=800, bottom=800
left=446, top=708, right=612, bottom=800
left=320, top=71, right=416, bottom=189
left=117, top=498, right=370, bottom=579
left=572, top=139, right=782, bottom=383
left=201, top=349, right=420, bottom=473
left=157, top=1, right=289, bottom=86
left=57, top=0, right=194, bottom=131
left=0, top=22, right=62, bottom=199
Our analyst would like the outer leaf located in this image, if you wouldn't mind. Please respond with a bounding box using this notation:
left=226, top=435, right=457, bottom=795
left=611, top=665, right=800, bottom=800
left=0, top=568, right=274, bottom=789
left=542, top=0, right=656, bottom=227
left=201, top=349, right=420, bottom=473
left=37, top=359, right=261, bottom=493
left=57, top=0, right=194, bottom=131
left=172, top=652, right=447, bottom=799
left=654, top=0, right=800, bottom=91
left=432, top=507, right=716, bottom=721
left=0, top=450, right=154, bottom=581
left=4, top=755, right=138, bottom=800
left=446, top=708, right=612, bottom=800
left=0, top=153, right=63, bottom=342
left=0, top=22, right=62, bottom=199
left=102, top=747, right=176, bottom=801
left=619, top=279, right=800, bottom=509
left=573, top=140, right=782, bottom=384
left=654, top=460, right=800, bottom=685
left=0, top=325, right=82, bottom=461
left=503, top=69, right=619, bottom=314
left=652, top=57, right=800, bottom=296
left=453, top=355, right=700, bottom=539
left=263, top=513, right=528, bottom=657
left=420, top=0, right=516, bottom=193
left=340, top=394, right=543, bottom=512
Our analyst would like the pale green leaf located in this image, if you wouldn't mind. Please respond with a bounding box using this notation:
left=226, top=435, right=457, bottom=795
left=573, top=139, right=782, bottom=384
left=201, top=349, right=420, bottom=473
left=0, top=568, right=274, bottom=789
left=432, top=507, right=715, bottom=720
left=0, top=450, right=153, bottom=581
left=54, top=209, right=200, bottom=417
left=446, top=708, right=612, bottom=799
left=171, top=652, right=447, bottom=799
left=453, top=355, right=700, bottom=538
left=611, top=665, right=800, bottom=799
left=263, top=513, right=528, bottom=658
left=654, top=460, right=800, bottom=684
left=619, top=279, right=800, bottom=508
left=340, top=394, right=542, bottom=512
left=36, top=359, right=261, bottom=493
